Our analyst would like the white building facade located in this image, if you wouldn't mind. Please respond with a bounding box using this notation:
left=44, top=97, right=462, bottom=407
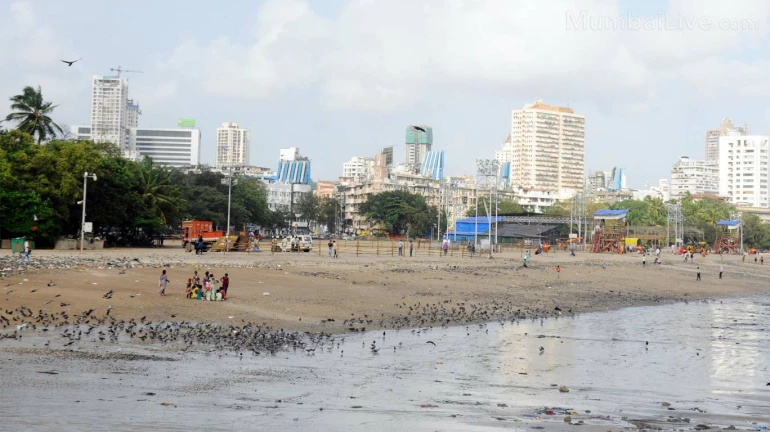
left=706, top=118, right=745, bottom=164
left=342, top=156, right=375, bottom=181
left=508, top=101, right=585, bottom=198
left=670, top=156, right=719, bottom=200
left=718, top=135, right=770, bottom=208
left=90, top=75, right=134, bottom=151
left=128, top=128, right=201, bottom=168
left=216, top=122, right=250, bottom=167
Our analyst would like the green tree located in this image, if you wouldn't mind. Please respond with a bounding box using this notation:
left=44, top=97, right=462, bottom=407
left=4, top=86, right=63, bottom=143
left=134, top=157, right=183, bottom=227
left=296, top=193, right=321, bottom=228
left=319, top=197, right=341, bottom=234
left=359, top=190, right=434, bottom=236
left=465, top=198, right=525, bottom=217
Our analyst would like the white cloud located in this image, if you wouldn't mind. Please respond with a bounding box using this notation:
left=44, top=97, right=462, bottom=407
left=148, top=0, right=768, bottom=112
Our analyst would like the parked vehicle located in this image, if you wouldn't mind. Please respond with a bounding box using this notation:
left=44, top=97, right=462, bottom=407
left=182, top=220, right=224, bottom=250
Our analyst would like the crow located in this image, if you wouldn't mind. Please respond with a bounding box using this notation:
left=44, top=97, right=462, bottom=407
left=60, top=58, right=81, bottom=66
left=426, top=341, right=437, bottom=346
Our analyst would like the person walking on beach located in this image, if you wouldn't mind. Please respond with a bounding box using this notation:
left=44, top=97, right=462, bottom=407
left=328, top=240, right=333, bottom=257
left=158, top=270, right=170, bottom=296
left=696, top=267, right=701, bottom=281
left=442, top=240, right=449, bottom=256
left=719, top=266, right=723, bottom=280
left=398, top=239, right=404, bottom=257
left=409, top=239, right=414, bottom=257
left=642, top=255, right=646, bottom=267
left=332, top=240, right=338, bottom=258
left=19, top=239, right=31, bottom=264
left=761, top=256, right=764, bottom=265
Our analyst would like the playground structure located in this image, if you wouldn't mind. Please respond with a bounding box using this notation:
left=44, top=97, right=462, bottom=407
left=713, top=220, right=741, bottom=254
left=591, top=209, right=628, bottom=253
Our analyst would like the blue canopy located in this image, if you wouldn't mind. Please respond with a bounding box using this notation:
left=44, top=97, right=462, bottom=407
left=716, top=220, right=740, bottom=227
left=593, top=209, right=628, bottom=219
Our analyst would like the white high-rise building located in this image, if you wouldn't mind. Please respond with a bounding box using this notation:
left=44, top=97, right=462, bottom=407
left=494, top=135, right=514, bottom=164
left=90, top=75, right=137, bottom=151
left=718, top=135, right=770, bottom=208
left=670, top=156, right=719, bottom=200
left=128, top=128, right=201, bottom=168
left=216, top=122, right=250, bottom=167
left=508, top=101, right=585, bottom=198
left=706, top=118, right=745, bottom=164
left=342, top=156, right=375, bottom=180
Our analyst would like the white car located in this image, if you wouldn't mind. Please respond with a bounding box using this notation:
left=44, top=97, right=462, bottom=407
left=281, top=235, right=313, bottom=252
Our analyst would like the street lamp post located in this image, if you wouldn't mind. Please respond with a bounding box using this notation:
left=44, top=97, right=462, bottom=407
left=223, top=166, right=237, bottom=253
left=80, top=172, right=97, bottom=255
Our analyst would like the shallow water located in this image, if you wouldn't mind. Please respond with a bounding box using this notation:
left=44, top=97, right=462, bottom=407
left=1, top=297, right=768, bottom=431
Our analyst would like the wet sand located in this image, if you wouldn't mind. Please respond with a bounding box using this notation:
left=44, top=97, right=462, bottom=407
left=1, top=248, right=768, bottom=333
left=1, top=297, right=767, bottom=431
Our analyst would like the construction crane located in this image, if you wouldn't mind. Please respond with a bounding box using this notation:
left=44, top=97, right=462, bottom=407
left=109, top=66, right=143, bottom=77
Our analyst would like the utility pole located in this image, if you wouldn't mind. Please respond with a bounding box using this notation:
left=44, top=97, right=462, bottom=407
left=80, top=172, right=97, bottom=254
left=223, top=166, right=237, bottom=253
left=476, top=159, right=499, bottom=259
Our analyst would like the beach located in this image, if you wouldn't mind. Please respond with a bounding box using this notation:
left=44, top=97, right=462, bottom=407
left=1, top=246, right=769, bottom=431
left=0, top=246, right=766, bottom=333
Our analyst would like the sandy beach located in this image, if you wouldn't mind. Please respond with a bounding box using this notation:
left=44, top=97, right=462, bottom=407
left=2, top=246, right=769, bottom=431
left=2, top=246, right=768, bottom=333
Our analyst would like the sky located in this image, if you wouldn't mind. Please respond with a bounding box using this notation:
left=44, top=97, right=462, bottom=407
left=1, top=0, right=769, bottom=189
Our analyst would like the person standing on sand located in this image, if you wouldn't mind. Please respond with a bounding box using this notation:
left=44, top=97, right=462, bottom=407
left=20, top=239, right=32, bottom=264
left=409, top=239, right=414, bottom=257
left=642, top=255, right=646, bottom=267
left=761, top=256, right=764, bottom=265
left=328, top=240, right=333, bottom=257
left=158, top=270, right=169, bottom=296
left=398, top=239, right=404, bottom=257
left=719, top=266, right=723, bottom=279
left=696, top=267, right=701, bottom=281
left=220, top=273, right=229, bottom=300
left=442, top=240, right=449, bottom=256
left=333, top=240, right=338, bottom=258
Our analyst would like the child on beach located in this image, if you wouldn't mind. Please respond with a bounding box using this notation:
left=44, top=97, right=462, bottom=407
left=158, top=270, right=169, bottom=296
left=185, top=278, right=193, bottom=299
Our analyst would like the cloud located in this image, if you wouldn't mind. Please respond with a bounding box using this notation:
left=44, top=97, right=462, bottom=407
left=148, top=0, right=768, bottom=113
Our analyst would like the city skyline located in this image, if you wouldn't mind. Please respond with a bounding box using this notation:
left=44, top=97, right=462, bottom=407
left=1, top=0, right=769, bottom=187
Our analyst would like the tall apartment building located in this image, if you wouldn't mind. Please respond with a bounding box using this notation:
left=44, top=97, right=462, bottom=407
left=586, top=171, right=608, bottom=193
left=127, top=128, right=201, bottom=168
left=494, top=135, right=514, bottom=164
left=670, top=156, right=719, bottom=200
left=706, top=118, right=745, bottom=164
left=718, top=135, right=770, bottom=208
left=90, top=75, right=135, bottom=151
left=508, top=101, right=585, bottom=198
left=216, top=122, right=250, bottom=167
left=406, top=125, right=433, bottom=170
left=342, top=156, right=375, bottom=181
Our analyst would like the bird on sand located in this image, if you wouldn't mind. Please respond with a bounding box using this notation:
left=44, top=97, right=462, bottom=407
left=60, top=58, right=81, bottom=66
left=47, top=281, right=55, bottom=287
left=103, top=290, right=113, bottom=299
left=426, top=341, right=436, bottom=346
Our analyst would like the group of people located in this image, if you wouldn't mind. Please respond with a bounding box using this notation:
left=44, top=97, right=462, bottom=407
left=397, top=239, right=414, bottom=257
left=186, top=270, right=229, bottom=301
left=327, top=240, right=339, bottom=258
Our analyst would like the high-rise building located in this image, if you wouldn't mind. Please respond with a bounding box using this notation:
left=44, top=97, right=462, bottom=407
left=379, top=146, right=394, bottom=167
left=718, top=135, right=769, bottom=208
left=508, top=101, right=585, bottom=198
left=216, top=122, right=250, bottom=167
left=342, top=156, right=375, bottom=181
left=90, top=75, right=136, bottom=151
left=670, top=156, right=719, bottom=201
left=406, top=125, right=433, bottom=169
left=495, top=135, right=514, bottom=165
left=706, top=118, right=746, bottom=163
left=586, top=171, right=608, bottom=193
left=127, top=128, right=201, bottom=168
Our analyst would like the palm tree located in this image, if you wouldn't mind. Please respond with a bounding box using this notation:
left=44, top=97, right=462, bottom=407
left=5, top=86, right=63, bottom=143
left=135, top=157, right=182, bottom=224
